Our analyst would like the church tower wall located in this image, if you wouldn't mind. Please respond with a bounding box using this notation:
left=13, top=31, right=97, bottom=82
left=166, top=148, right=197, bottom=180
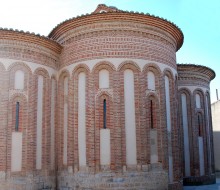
left=177, top=64, right=216, bottom=185
left=50, top=5, right=184, bottom=190
left=0, top=29, right=61, bottom=189
left=0, top=4, right=216, bottom=190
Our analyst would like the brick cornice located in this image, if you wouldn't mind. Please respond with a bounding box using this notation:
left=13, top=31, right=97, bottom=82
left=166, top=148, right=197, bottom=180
left=177, top=64, right=215, bottom=81
left=0, top=29, right=62, bottom=54
left=0, top=39, right=60, bottom=69
left=49, top=11, right=183, bottom=51
left=54, top=21, right=176, bottom=49
left=177, top=64, right=215, bottom=88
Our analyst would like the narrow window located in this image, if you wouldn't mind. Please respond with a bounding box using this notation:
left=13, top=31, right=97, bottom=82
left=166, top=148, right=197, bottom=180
left=150, top=100, right=154, bottom=129
left=103, top=99, right=107, bottom=129
left=15, top=102, right=20, bottom=131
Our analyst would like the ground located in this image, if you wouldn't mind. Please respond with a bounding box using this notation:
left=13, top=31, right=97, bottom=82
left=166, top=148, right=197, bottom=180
left=184, top=178, right=220, bottom=190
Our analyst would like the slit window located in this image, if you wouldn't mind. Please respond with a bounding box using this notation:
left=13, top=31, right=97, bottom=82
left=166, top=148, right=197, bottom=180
left=103, top=99, right=107, bottom=129
left=150, top=100, right=155, bottom=129
left=15, top=102, right=20, bottom=131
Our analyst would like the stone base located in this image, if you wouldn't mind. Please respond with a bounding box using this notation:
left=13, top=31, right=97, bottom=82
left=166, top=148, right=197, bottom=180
left=183, top=174, right=216, bottom=186
left=0, top=171, right=56, bottom=190
left=58, top=169, right=169, bottom=190
left=168, top=181, right=183, bottom=190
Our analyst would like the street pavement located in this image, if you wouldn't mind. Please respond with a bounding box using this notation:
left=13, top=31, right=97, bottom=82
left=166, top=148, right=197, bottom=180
left=184, top=178, right=220, bottom=190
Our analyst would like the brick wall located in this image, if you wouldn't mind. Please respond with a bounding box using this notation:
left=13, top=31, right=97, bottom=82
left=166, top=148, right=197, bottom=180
left=0, top=6, right=215, bottom=190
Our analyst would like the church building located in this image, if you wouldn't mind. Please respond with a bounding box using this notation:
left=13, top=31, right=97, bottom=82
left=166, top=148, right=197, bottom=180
left=0, top=4, right=215, bottom=190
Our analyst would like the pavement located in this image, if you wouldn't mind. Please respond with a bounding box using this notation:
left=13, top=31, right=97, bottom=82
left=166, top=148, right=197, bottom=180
left=184, top=178, right=220, bottom=190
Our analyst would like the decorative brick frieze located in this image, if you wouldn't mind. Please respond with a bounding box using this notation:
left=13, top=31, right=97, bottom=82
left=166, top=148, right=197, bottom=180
left=0, top=40, right=60, bottom=69
left=59, top=28, right=177, bottom=69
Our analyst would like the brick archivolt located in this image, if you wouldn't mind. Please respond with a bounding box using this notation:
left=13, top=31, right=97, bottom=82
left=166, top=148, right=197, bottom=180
left=91, top=61, right=116, bottom=73
left=34, top=67, right=50, bottom=78
left=58, top=59, right=178, bottom=81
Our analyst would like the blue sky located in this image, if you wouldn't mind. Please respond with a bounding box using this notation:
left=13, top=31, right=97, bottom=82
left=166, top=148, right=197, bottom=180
left=1, top=0, right=219, bottom=102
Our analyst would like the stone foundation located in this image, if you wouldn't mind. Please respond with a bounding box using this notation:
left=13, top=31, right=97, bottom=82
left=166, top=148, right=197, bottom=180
left=58, top=167, right=169, bottom=190
left=168, top=181, right=183, bottom=190
left=0, top=169, right=184, bottom=190
left=0, top=171, right=56, bottom=190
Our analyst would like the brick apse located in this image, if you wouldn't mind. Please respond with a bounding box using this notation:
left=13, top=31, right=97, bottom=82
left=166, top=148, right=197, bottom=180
left=0, top=4, right=216, bottom=190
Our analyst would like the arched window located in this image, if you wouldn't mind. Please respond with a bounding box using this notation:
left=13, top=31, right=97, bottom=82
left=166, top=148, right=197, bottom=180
left=99, top=69, right=109, bottom=89
left=14, top=70, right=24, bottom=90
left=148, top=71, right=155, bottom=91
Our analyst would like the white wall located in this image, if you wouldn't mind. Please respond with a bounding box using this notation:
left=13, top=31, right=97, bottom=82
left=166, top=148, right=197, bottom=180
left=124, top=69, right=137, bottom=165
left=198, top=137, right=205, bottom=176
left=99, top=69, right=109, bottom=88
left=63, top=77, right=68, bottom=165
left=181, top=93, right=191, bottom=176
left=36, top=75, right=43, bottom=170
left=148, top=71, right=155, bottom=91
left=50, top=79, right=55, bottom=169
left=11, top=132, right=22, bottom=172
left=211, top=100, right=220, bottom=171
left=165, top=76, right=173, bottom=183
left=100, top=129, right=111, bottom=165
left=196, top=94, right=201, bottom=109
left=14, top=70, right=24, bottom=90
left=150, top=130, right=158, bottom=163
left=78, top=72, right=86, bottom=167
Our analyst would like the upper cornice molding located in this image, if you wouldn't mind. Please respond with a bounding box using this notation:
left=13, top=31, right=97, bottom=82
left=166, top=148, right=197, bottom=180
left=177, top=63, right=215, bottom=81
left=48, top=4, right=184, bottom=51
left=0, top=28, right=62, bottom=54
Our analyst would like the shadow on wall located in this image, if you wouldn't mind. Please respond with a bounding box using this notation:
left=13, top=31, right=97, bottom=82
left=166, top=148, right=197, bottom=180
left=213, top=131, right=220, bottom=172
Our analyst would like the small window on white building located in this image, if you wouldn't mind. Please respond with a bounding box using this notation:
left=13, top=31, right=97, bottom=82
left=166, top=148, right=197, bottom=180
left=99, top=69, right=109, bottom=89
left=14, top=70, right=24, bottom=90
